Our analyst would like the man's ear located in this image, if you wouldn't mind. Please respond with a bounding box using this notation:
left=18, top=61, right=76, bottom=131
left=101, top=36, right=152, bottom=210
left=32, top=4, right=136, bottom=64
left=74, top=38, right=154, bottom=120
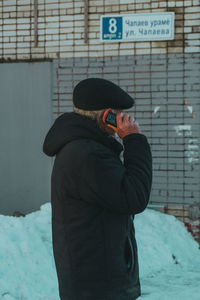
left=97, top=115, right=116, bottom=136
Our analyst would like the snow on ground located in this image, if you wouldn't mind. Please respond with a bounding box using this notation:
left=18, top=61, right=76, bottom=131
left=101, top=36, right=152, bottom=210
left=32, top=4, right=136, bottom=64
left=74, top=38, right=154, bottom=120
left=135, top=209, right=200, bottom=300
left=0, top=203, right=200, bottom=300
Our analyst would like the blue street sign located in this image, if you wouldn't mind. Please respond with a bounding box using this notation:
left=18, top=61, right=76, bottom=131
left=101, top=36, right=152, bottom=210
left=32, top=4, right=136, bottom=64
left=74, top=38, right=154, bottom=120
left=101, top=13, right=175, bottom=42
left=102, top=16, right=123, bottom=40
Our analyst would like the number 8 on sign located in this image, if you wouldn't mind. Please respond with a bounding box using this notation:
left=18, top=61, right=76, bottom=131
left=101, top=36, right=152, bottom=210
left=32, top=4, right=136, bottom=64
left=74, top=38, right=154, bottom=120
left=109, top=18, right=117, bottom=34
left=101, top=16, right=122, bottom=40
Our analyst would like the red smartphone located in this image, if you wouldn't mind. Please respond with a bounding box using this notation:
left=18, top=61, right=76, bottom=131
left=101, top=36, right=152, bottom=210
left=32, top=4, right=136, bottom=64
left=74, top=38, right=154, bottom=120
left=102, top=108, right=117, bottom=129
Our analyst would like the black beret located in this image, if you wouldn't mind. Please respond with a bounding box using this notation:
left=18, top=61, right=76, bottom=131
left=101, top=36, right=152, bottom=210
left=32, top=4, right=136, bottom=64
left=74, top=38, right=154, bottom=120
left=73, top=78, right=134, bottom=110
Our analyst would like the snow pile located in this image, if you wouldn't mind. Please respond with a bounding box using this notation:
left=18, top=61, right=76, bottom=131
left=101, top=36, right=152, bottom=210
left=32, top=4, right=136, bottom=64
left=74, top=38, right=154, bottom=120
left=0, top=204, right=59, bottom=300
left=135, top=208, right=200, bottom=277
left=0, top=203, right=200, bottom=300
left=135, top=209, right=200, bottom=300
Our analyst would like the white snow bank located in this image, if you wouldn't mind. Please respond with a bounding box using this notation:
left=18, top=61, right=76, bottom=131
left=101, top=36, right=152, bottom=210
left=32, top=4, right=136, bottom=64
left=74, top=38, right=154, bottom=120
left=135, top=208, right=200, bottom=277
left=0, top=203, right=200, bottom=300
left=135, top=209, right=200, bottom=299
left=0, top=204, right=59, bottom=300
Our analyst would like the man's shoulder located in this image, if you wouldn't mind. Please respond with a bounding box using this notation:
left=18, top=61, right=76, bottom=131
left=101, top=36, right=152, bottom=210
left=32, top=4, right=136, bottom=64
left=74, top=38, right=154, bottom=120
left=61, top=138, right=112, bottom=159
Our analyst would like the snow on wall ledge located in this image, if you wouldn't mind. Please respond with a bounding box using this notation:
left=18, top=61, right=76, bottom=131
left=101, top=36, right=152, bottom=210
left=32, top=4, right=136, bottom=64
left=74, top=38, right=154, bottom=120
left=0, top=202, right=200, bottom=300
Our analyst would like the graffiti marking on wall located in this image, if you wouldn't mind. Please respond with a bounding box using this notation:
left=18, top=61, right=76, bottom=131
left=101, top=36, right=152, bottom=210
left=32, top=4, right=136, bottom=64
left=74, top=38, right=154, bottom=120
left=186, top=139, right=199, bottom=164
left=174, top=126, right=199, bottom=164
left=174, top=125, right=192, bottom=137
left=153, top=106, right=161, bottom=115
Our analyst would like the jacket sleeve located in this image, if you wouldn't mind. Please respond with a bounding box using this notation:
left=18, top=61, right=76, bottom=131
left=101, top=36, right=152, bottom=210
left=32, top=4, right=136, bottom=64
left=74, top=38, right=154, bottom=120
left=79, top=133, right=152, bottom=215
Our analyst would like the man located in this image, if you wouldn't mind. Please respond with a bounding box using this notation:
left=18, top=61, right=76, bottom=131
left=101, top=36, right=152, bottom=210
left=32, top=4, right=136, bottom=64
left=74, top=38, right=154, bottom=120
left=43, top=78, right=152, bottom=300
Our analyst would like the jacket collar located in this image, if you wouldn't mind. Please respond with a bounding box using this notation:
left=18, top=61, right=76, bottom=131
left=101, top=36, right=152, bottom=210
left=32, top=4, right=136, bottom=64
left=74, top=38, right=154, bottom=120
left=43, top=112, right=123, bottom=157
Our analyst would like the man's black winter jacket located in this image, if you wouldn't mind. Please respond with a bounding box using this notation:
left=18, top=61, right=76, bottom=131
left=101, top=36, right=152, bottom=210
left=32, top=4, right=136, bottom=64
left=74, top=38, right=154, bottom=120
left=43, top=112, right=152, bottom=300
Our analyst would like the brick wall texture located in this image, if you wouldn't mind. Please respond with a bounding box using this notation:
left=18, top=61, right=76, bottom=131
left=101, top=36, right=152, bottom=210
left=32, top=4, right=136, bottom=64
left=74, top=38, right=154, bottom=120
left=1, top=1, right=200, bottom=209
left=0, top=0, right=200, bottom=60
left=53, top=53, right=200, bottom=207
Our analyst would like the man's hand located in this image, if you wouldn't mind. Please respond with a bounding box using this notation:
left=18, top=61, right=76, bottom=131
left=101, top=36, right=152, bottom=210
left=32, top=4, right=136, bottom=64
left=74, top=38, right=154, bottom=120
left=116, top=112, right=140, bottom=139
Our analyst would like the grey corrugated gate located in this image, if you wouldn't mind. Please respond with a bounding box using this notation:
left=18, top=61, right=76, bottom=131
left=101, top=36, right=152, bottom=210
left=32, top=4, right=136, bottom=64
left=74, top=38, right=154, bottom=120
left=0, top=62, right=53, bottom=216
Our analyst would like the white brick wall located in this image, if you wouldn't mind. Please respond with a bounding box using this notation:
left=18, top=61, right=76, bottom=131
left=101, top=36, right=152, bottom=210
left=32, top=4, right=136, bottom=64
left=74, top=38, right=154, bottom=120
left=0, top=0, right=200, bottom=60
